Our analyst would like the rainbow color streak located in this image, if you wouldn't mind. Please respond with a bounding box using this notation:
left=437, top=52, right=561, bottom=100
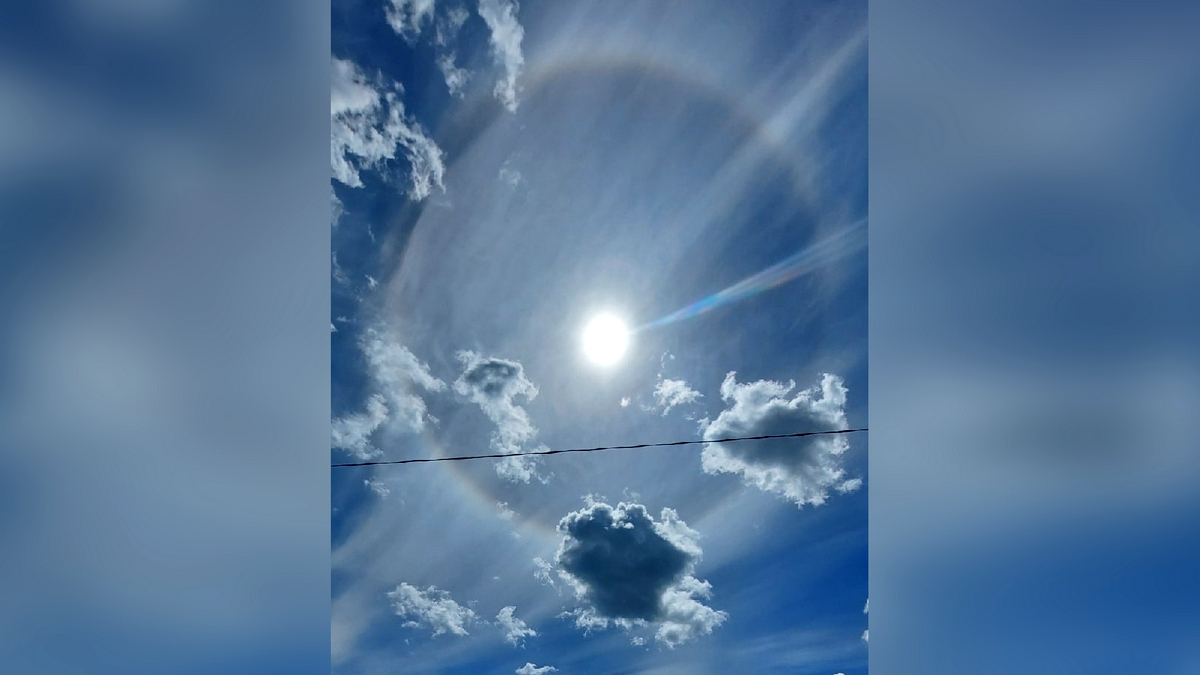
left=637, top=218, right=867, bottom=331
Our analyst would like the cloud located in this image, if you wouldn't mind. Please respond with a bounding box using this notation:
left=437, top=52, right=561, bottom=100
left=385, top=0, right=436, bottom=43
left=436, top=6, right=470, bottom=46
left=437, top=53, right=470, bottom=98
left=453, top=351, right=545, bottom=482
left=332, top=394, right=389, bottom=459
left=331, top=187, right=343, bottom=227
left=864, top=599, right=869, bottom=613
left=654, top=378, right=703, bottom=416
left=862, top=629, right=868, bottom=642
left=387, top=583, right=477, bottom=637
left=548, top=499, right=727, bottom=647
left=496, top=501, right=515, bottom=520
left=331, top=57, right=445, bottom=199
left=498, top=163, right=522, bottom=187
left=515, top=665, right=557, bottom=675
left=477, top=0, right=525, bottom=112
left=363, top=478, right=391, bottom=498
left=620, top=397, right=631, bottom=408
left=496, top=606, right=537, bottom=646
left=700, top=372, right=861, bottom=507
left=331, top=329, right=444, bottom=459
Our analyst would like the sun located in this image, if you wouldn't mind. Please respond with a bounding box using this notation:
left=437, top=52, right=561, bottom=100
left=581, top=314, right=629, bottom=366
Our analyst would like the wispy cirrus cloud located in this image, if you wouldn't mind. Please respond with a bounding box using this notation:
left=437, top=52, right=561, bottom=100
left=385, top=0, right=437, bottom=43
left=437, top=53, right=470, bottom=98
left=477, top=0, right=525, bottom=112
left=700, top=372, right=861, bottom=507
left=547, top=499, right=727, bottom=647
left=331, top=57, right=445, bottom=199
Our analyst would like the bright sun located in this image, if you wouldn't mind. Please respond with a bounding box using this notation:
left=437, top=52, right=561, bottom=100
left=581, top=314, right=629, bottom=366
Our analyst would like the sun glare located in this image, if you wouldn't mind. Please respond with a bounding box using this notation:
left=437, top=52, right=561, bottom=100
left=581, top=314, right=629, bottom=366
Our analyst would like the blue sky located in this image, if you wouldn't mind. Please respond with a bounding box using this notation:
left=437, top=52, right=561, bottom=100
left=331, top=1, right=867, bottom=673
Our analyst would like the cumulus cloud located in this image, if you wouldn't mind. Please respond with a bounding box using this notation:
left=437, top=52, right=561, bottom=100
left=547, top=499, right=727, bottom=647
left=453, top=351, right=545, bottom=482
left=437, top=53, right=470, bottom=97
left=385, top=0, right=436, bottom=43
left=496, top=606, right=537, bottom=646
left=862, top=629, right=869, bottom=642
left=515, top=665, right=556, bottom=675
left=700, top=372, right=861, bottom=507
left=387, top=583, right=477, bottom=637
left=332, top=394, right=389, bottom=459
left=331, top=329, right=444, bottom=459
left=654, top=378, right=703, bottom=416
left=477, top=0, right=525, bottom=111
left=620, top=397, right=631, bottom=408
left=331, top=57, right=445, bottom=199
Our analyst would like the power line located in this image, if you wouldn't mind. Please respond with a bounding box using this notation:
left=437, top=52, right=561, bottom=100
left=331, top=428, right=868, bottom=469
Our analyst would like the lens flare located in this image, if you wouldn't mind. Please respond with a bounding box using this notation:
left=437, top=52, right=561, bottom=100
left=639, top=219, right=866, bottom=331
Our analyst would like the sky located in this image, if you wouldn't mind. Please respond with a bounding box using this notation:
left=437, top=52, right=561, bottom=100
left=331, top=1, right=867, bottom=674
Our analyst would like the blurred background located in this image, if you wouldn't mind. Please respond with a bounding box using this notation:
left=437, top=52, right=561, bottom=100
left=0, top=0, right=1197, bottom=673
left=871, top=0, right=1200, bottom=672
left=0, top=2, right=330, bottom=674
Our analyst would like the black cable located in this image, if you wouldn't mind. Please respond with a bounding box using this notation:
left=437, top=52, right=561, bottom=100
left=331, top=428, right=868, bottom=468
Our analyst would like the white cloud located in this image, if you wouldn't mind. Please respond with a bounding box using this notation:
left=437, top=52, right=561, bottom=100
left=365, top=275, right=378, bottom=289
left=385, top=0, right=436, bottom=43
left=332, top=394, right=388, bottom=460
left=477, top=0, right=525, bottom=112
left=387, top=583, right=477, bottom=637
left=331, top=187, right=343, bottom=227
left=495, top=606, right=537, bottom=646
left=363, top=478, right=391, bottom=498
left=331, top=57, right=445, bottom=199
left=864, top=599, right=869, bottom=614
left=515, top=665, right=557, bottom=675
left=532, top=557, right=556, bottom=588
left=862, top=629, right=869, bottom=642
left=437, top=53, right=470, bottom=98
left=331, top=329, right=444, bottom=459
left=700, top=372, right=861, bottom=507
left=654, top=378, right=703, bottom=416
left=436, top=6, right=470, bottom=46
left=620, top=397, right=631, bottom=408
left=548, top=499, right=727, bottom=647
left=498, top=163, right=522, bottom=187
left=453, top=350, right=545, bottom=482
left=496, top=501, right=515, bottom=520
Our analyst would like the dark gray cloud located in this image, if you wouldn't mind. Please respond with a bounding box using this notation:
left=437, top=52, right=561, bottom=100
left=453, top=351, right=545, bottom=482
left=548, top=499, right=726, bottom=647
left=700, top=372, right=861, bottom=507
